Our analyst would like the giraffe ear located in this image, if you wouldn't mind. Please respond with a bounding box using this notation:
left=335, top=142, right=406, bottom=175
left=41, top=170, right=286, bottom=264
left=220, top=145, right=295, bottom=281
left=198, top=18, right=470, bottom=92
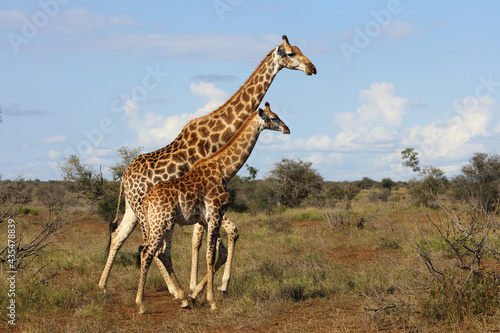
left=278, top=35, right=293, bottom=57
left=258, top=108, right=269, bottom=121
left=277, top=45, right=287, bottom=58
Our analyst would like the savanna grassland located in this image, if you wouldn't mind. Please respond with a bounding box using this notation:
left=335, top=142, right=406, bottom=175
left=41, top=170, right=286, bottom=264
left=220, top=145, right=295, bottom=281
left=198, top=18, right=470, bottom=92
left=1, top=183, right=499, bottom=333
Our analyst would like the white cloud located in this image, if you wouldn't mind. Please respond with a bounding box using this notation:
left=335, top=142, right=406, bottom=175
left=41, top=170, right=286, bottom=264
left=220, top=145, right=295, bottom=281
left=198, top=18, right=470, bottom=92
left=306, top=134, right=333, bottom=151
left=190, top=81, right=227, bottom=100
left=257, top=131, right=292, bottom=152
left=332, top=82, right=408, bottom=151
left=42, top=135, right=66, bottom=144
left=124, top=81, right=228, bottom=149
left=403, top=96, right=496, bottom=161
left=48, top=149, right=62, bottom=160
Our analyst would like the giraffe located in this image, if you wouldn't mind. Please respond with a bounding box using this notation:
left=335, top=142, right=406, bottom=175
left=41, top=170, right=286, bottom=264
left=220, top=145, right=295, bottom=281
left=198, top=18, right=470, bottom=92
left=99, top=35, right=316, bottom=296
left=136, top=103, right=290, bottom=313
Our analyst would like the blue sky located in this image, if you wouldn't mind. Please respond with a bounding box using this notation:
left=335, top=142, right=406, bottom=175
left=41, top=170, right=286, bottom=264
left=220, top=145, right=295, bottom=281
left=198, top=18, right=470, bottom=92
left=2, top=0, right=500, bottom=181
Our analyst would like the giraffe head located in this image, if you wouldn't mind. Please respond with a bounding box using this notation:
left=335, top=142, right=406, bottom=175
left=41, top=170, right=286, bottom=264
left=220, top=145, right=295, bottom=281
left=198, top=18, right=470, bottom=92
left=258, top=102, right=290, bottom=134
left=276, top=35, right=317, bottom=76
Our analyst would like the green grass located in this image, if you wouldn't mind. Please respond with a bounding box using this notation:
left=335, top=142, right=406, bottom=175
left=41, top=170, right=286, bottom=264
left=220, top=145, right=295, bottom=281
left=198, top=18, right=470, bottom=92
left=2, top=196, right=499, bottom=332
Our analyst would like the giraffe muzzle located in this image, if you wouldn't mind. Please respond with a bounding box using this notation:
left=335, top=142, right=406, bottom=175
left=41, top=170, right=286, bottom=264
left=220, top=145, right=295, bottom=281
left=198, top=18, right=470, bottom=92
left=306, top=63, right=317, bottom=76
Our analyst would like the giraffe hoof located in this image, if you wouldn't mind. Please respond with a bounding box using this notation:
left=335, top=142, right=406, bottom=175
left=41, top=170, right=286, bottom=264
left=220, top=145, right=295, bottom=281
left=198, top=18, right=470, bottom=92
left=180, top=299, right=191, bottom=309
left=210, top=303, right=217, bottom=311
left=100, top=288, right=112, bottom=299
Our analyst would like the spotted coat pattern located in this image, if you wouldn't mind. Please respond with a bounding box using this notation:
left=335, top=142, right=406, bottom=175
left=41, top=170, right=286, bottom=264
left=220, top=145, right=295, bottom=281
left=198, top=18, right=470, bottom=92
left=98, top=36, right=316, bottom=296
left=136, top=103, right=290, bottom=313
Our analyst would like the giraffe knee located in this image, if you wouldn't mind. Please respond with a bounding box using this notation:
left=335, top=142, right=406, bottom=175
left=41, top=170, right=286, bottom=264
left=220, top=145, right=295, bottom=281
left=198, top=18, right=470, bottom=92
left=138, top=244, right=155, bottom=268
left=228, top=226, right=239, bottom=243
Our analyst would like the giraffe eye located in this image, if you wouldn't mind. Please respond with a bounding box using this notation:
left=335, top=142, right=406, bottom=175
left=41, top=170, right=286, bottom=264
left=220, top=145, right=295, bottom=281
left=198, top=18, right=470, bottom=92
left=287, top=52, right=296, bottom=57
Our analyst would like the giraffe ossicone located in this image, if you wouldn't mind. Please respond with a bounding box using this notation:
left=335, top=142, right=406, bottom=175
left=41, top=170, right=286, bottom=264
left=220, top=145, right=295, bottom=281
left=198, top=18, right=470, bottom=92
left=98, top=35, right=316, bottom=298
left=136, top=103, right=290, bottom=313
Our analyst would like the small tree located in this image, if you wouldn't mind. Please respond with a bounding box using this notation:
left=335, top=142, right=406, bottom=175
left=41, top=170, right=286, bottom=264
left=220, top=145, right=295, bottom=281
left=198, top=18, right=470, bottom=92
left=227, top=165, right=264, bottom=213
left=453, top=153, right=500, bottom=213
left=326, top=182, right=360, bottom=201
left=356, top=177, right=377, bottom=189
left=401, top=147, right=420, bottom=172
left=268, top=158, right=323, bottom=208
left=34, top=182, right=65, bottom=222
left=243, top=164, right=258, bottom=182
left=0, top=172, right=32, bottom=223
left=380, top=178, right=397, bottom=191
left=58, top=155, right=104, bottom=200
left=109, top=146, right=143, bottom=181
left=401, top=148, right=447, bottom=206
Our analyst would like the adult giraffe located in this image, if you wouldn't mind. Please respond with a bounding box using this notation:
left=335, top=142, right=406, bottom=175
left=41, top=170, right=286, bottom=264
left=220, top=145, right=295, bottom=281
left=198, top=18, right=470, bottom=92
left=99, top=35, right=316, bottom=295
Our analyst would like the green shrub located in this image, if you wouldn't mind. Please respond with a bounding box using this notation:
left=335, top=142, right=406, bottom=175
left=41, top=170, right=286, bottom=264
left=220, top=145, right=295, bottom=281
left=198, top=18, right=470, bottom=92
left=96, top=194, right=124, bottom=222
left=17, top=206, right=38, bottom=216
left=420, top=269, right=500, bottom=321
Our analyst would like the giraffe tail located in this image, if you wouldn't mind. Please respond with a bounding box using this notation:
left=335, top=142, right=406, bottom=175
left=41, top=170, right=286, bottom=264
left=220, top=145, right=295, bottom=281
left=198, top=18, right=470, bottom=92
left=106, top=180, right=123, bottom=255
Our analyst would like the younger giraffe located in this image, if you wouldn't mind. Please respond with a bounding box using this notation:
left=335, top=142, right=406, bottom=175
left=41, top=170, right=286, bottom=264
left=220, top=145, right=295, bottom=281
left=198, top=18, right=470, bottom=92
left=136, top=103, right=290, bottom=313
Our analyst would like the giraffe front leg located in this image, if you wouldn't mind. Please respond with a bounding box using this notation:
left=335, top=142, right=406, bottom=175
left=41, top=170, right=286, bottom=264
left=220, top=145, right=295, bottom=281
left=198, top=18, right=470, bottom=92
left=189, top=223, right=204, bottom=292
left=136, top=244, right=156, bottom=314
left=218, top=215, right=239, bottom=293
left=189, top=234, right=225, bottom=300
left=99, top=202, right=137, bottom=294
left=157, top=243, right=190, bottom=309
left=153, top=228, right=179, bottom=299
left=205, top=218, right=221, bottom=311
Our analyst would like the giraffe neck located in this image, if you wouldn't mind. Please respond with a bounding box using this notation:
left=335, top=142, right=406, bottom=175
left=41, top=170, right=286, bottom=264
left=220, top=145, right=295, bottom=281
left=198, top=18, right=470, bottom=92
left=200, top=113, right=262, bottom=183
left=206, top=49, right=280, bottom=130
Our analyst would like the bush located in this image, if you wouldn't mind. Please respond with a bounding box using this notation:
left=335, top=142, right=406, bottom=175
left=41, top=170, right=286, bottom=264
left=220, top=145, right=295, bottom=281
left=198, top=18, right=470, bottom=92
left=96, top=194, right=124, bottom=223
left=420, top=269, right=500, bottom=321
left=411, top=196, right=500, bottom=323
left=368, top=189, right=391, bottom=202
left=408, top=167, right=448, bottom=207
left=326, top=182, right=360, bottom=201
left=34, top=182, right=65, bottom=219
left=452, top=153, right=500, bottom=212
left=381, top=178, right=397, bottom=191
left=267, top=158, right=323, bottom=208
left=228, top=178, right=276, bottom=213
